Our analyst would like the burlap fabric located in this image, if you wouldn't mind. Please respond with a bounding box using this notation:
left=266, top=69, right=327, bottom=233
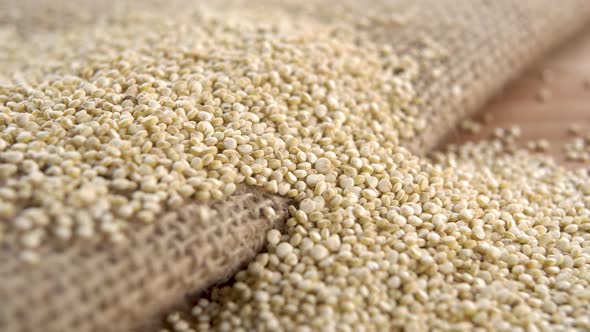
left=2, top=1, right=590, bottom=332
left=1, top=186, right=289, bottom=332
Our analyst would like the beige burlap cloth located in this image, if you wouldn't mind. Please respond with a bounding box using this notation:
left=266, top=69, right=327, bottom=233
left=1, top=186, right=289, bottom=331
left=2, top=1, right=590, bottom=331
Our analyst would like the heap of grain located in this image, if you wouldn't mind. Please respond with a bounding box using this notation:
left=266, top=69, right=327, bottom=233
left=0, top=1, right=588, bottom=331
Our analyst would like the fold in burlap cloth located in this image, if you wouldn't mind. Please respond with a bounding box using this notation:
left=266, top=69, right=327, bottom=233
left=2, top=1, right=590, bottom=331
left=1, top=186, right=290, bottom=331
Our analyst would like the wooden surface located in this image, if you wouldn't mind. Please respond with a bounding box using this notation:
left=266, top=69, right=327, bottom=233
left=443, top=27, right=590, bottom=168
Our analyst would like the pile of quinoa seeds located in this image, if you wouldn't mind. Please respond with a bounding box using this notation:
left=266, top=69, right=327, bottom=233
left=1, top=1, right=590, bottom=331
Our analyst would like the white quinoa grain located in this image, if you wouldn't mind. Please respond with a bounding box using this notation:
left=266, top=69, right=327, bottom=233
left=275, top=242, right=293, bottom=259
left=314, top=158, right=332, bottom=174
left=266, top=229, right=281, bottom=246
left=310, top=244, right=329, bottom=261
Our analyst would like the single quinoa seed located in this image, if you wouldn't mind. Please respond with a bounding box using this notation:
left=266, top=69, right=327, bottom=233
left=536, top=87, right=552, bottom=102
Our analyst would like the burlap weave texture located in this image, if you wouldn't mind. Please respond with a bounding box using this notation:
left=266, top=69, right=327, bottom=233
left=1, top=186, right=289, bottom=331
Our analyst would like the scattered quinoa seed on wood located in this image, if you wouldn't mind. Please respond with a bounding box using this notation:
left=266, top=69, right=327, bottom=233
left=536, top=87, right=552, bottom=102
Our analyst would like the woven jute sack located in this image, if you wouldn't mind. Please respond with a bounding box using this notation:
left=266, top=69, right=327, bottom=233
left=1, top=1, right=590, bottom=331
